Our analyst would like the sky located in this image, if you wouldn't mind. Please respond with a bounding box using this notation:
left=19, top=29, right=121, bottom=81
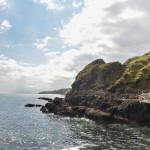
left=0, top=0, right=150, bottom=93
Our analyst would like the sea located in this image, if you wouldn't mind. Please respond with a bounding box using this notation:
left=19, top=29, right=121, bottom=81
left=0, top=94, right=150, bottom=150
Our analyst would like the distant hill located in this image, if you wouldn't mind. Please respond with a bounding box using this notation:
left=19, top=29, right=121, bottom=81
left=71, top=52, right=150, bottom=93
left=38, top=88, right=71, bottom=95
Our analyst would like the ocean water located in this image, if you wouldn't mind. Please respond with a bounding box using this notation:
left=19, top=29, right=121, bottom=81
left=0, top=94, right=150, bottom=150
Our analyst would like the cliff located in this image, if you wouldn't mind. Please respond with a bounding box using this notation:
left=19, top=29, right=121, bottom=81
left=72, top=52, right=150, bottom=93
left=40, top=52, right=150, bottom=125
left=64, top=52, right=150, bottom=124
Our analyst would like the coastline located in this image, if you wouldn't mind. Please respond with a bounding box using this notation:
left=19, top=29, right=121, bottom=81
left=39, top=93, right=150, bottom=126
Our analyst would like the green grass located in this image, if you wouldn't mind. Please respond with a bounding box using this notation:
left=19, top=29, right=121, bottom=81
left=73, top=51, right=150, bottom=92
left=116, top=52, right=150, bottom=86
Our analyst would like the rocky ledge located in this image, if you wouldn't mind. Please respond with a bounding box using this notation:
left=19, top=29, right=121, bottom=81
left=40, top=93, right=150, bottom=125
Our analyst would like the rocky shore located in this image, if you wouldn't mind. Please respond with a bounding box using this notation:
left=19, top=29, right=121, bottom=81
left=40, top=91, right=150, bottom=125
left=40, top=52, right=150, bottom=125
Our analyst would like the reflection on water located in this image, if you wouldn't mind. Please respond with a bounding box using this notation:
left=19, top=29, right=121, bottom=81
left=0, top=94, right=149, bottom=150
left=65, top=117, right=150, bottom=150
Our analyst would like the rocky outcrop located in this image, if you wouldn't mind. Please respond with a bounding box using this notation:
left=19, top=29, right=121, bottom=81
left=72, top=60, right=123, bottom=91
left=40, top=94, right=150, bottom=125
left=72, top=52, right=150, bottom=93
left=65, top=91, right=150, bottom=124
left=40, top=97, right=119, bottom=122
left=113, top=100, right=150, bottom=124
left=25, top=104, right=42, bottom=107
left=40, top=52, right=150, bottom=125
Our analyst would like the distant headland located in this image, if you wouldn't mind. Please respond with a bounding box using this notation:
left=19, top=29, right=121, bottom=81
left=38, top=88, right=71, bottom=95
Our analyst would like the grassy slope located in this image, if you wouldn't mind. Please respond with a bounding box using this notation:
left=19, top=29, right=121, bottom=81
left=116, top=52, right=150, bottom=90
left=73, top=52, right=150, bottom=92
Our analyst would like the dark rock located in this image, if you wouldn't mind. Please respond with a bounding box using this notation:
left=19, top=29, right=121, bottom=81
left=115, top=100, right=150, bottom=124
left=25, top=104, right=35, bottom=107
left=40, top=106, right=49, bottom=113
left=40, top=52, right=150, bottom=125
left=53, top=97, right=64, bottom=105
left=65, top=91, right=150, bottom=124
left=25, top=104, right=42, bottom=107
left=72, top=60, right=123, bottom=91
left=58, top=106, right=76, bottom=117
left=40, top=93, right=150, bottom=124
left=35, top=104, right=42, bottom=107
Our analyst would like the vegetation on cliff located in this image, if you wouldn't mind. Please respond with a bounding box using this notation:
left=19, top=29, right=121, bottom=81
left=116, top=52, right=150, bottom=92
left=72, top=52, right=150, bottom=93
left=40, top=52, right=150, bottom=125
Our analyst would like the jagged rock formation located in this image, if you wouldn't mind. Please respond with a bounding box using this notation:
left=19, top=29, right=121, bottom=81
left=40, top=52, right=150, bottom=125
left=40, top=94, right=150, bottom=124
left=65, top=52, right=150, bottom=124
left=72, top=52, right=150, bottom=93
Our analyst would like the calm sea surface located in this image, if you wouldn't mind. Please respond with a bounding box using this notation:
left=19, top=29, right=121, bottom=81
left=0, top=94, right=150, bottom=150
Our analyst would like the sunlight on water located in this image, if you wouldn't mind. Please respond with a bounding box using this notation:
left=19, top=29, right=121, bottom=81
left=0, top=94, right=150, bottom=150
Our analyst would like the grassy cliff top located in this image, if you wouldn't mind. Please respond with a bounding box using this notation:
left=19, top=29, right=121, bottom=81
left=72, top=52, right=150, bottom=93
left=117, top=52, right=150, bottom=86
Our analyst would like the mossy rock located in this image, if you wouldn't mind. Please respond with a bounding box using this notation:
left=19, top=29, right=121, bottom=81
left=71, top=51, right=150, bottom=93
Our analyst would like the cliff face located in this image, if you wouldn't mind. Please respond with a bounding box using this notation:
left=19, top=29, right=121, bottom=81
left=71, top=52, right=150, bottom=93
left=41, top=52, right=150, bottom=124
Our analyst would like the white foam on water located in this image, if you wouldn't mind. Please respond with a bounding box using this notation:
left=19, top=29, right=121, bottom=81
left=61, top=145, right=84, bottom=150
left=73, top=117, right=95, bottom=123
left=61, top=143, right=98, bottom=150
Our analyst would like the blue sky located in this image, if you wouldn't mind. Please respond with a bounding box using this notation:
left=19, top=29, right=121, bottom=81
left=0, top=0, right=81, bottom=64
left=0, top=0, right=150, bottom=93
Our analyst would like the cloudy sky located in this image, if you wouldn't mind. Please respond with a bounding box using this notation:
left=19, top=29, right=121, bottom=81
left=0, top=0, right=150, bottom=93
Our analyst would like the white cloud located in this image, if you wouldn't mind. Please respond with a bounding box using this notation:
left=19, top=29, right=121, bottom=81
left=28, top=85, right=36, bottom=88
left=118, top=8, right=146, bottom=19
left=44, top=51, right=59, bottom=58
left=0, top=44, right=110, bottom=93
left=0, top=0, right=9, bottom=10
left=60, top=0, right=149, bottom=63
left=33, top=36, right=52, bottom=51
left=0, top=53, right=76, bottom=93
left=0, top=20, right=12, bottom=30
left=33, top=0, right=63, bottom=10
left=72, top=1, right=82, bottom=8
left=60, top=0, right=115, bottom=47
left=42, top=36, right=52, bottom=43
left=1, top=0, right=150, bottom=93
left=42, top=48, right=49, bottom=52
